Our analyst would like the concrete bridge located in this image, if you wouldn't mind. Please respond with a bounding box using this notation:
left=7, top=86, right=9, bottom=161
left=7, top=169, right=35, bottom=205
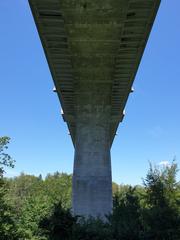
left=29, top=0, right=161, bottom=218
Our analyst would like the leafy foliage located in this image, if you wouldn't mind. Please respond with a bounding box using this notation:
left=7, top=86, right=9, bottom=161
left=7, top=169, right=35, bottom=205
left=39, top=203, right=76, bottom=240
left=0, top=136, right=15, bottom=177
left=143, top=161, right=180, bottom=239
left=1, top=137, right=180, bottom=239
left=0, top=137, right=20, bottom=239
left=37, top=162, right=180, bottom=240
left=109, top=187, right=143, bottom=240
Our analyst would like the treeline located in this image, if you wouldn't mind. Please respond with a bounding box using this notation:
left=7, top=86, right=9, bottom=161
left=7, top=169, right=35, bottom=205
left=0, top=137, right=180, bottom=239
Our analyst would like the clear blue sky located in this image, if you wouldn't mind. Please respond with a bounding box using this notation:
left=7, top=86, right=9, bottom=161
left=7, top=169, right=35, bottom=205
left=1, top=1, right=180, bottom=185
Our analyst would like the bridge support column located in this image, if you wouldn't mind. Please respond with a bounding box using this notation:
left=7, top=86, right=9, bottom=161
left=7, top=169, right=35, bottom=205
left=72, top=104, right=112, bottom=219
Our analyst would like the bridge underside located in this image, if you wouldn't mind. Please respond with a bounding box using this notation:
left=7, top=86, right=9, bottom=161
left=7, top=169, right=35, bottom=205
left=29, top=0, right=160, bottom=218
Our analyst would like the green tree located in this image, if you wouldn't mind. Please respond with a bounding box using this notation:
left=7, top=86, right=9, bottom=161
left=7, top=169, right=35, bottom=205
left=39, top=203, right=112, bottom=240
left=0, top=136, right=15, bottom=177
left=6, top=173, right=50, bottom=239
left=39, top=202, right=76, bottom=240
left=17, top=194, right=51, bottom=239
left=112, top=182, right=119, bottom=195
left=110, top=186, right=143, bottom=240
left=7, top=173, right=44, bottom=215
left=44, top=172, right=72, bottom=209
left=6, top=172, right=72, bottom=239
left=143, top=161, right=180, bottom=239
left=0, top=136, right=19, bottom=239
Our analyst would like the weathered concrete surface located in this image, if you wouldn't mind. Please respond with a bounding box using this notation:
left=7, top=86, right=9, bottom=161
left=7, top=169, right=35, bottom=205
left=73, top=111, right=112, bottom=217
left=73, top=86, right=112, bottom=217
left=28, top=0, right=161, bottom=218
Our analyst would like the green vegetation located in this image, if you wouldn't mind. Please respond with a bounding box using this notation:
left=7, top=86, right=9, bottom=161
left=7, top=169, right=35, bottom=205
left=0, top=137, right=18, bottom=239
left=0, top=137, right=180, bottom=239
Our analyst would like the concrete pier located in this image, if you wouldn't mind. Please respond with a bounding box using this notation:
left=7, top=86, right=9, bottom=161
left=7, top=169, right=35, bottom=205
left=73, top=102, right=112, bottom=218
